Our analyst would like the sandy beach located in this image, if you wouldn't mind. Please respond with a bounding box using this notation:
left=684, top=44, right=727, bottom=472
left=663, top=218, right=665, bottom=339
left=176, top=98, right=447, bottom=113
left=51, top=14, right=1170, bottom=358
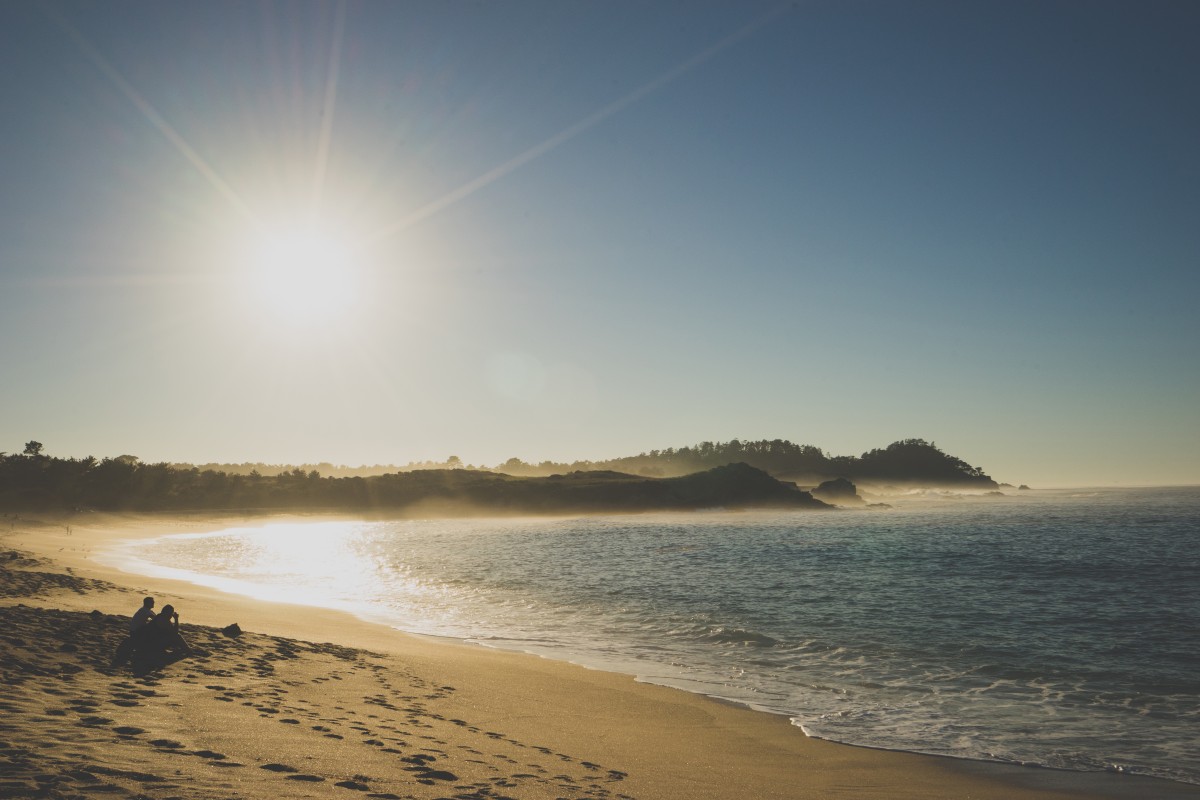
left=2, top=512, right=1195, bottom=800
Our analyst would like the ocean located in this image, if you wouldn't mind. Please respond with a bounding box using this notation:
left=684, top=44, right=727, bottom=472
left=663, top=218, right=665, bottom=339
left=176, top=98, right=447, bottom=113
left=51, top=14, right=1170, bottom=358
left=107, top=486, right=1200, bottom=789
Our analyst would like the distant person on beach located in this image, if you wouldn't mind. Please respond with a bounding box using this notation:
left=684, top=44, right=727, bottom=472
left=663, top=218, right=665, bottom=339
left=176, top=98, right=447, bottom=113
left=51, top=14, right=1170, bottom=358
left=130, top=597, right=156, bottom=634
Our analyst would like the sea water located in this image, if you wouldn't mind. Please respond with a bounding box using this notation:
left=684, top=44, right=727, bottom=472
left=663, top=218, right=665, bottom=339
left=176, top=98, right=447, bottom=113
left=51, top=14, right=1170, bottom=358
left=109, top=487, right=1200, bottom=787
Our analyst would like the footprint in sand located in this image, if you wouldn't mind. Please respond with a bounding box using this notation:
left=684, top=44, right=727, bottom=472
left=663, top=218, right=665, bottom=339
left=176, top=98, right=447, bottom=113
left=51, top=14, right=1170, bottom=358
left=412, top=769, right=457, bottom=783
left=79, top=716, right=113, bottom=726
left=334, top=779, right=371, bottom=790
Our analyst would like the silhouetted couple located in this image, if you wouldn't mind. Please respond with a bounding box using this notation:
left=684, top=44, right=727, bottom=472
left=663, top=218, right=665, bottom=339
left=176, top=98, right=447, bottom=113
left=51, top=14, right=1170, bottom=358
left=113, top=596, right=192, bottom=671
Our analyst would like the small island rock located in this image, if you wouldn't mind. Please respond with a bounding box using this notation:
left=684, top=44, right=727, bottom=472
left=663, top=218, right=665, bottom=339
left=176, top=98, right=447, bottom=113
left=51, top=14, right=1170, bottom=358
left=811, top=477, right=864, bottom=505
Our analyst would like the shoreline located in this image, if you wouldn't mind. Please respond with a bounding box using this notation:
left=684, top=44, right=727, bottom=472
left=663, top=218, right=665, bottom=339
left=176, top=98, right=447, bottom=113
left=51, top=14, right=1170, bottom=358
left=4, top=510, right=1197, bottom=800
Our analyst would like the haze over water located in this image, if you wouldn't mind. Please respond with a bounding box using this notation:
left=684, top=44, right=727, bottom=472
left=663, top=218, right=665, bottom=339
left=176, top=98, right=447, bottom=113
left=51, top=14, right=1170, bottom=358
left=112, top=487, right=1200, bottom=788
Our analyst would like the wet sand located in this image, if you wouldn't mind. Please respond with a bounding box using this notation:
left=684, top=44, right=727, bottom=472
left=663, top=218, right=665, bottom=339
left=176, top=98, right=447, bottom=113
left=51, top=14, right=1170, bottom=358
left=2, top=511, right=1195, bottom=800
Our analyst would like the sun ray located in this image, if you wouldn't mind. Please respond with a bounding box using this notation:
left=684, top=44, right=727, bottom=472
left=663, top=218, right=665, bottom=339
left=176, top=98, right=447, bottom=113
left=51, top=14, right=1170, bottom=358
left=361, top=3, right=790, bottom=248
left=45, top=6, right=258, bottom=225
left=311, top=0, right=348, bottom=219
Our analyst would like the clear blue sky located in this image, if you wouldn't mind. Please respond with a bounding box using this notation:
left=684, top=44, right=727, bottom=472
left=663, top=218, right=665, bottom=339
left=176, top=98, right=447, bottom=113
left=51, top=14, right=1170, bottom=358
left=2, top=1, right=1197, bottom=487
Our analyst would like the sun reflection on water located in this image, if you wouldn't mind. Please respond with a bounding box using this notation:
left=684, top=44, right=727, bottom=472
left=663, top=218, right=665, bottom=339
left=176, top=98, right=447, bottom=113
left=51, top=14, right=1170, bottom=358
left=106, top=521, right=436, bottom=622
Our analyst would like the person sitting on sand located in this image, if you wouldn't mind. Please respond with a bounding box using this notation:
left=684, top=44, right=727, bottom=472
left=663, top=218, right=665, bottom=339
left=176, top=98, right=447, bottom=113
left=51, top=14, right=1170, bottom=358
left=130, top=596, right=156, bottom=634
left=143, top=603, right=192, bottom=656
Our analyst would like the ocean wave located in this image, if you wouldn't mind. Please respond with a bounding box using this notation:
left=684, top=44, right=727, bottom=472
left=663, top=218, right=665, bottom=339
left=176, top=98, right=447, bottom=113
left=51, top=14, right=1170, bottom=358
left=698, top=626, right=780, bottom=647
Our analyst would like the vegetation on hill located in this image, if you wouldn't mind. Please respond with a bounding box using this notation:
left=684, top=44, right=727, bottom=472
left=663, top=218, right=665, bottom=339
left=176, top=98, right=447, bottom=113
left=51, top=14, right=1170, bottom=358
left=492, top=438, right=996, bottom=487
left=0, top=442, right=827, bottom=514
left=0, top=437, right=996, bottom=513
left=163, top=438, right=996, bottom=487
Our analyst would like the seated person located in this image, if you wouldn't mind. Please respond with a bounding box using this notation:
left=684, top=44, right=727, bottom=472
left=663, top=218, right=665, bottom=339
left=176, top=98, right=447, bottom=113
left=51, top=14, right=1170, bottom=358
left=130, top=597, right=156, bottom=634
left=140, top=603, right=192, bottom=657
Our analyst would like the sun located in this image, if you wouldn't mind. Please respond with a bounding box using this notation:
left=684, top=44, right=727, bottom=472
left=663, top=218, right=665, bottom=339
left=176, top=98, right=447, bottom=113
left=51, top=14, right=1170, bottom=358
left=242, top=224, right=363, bottom=324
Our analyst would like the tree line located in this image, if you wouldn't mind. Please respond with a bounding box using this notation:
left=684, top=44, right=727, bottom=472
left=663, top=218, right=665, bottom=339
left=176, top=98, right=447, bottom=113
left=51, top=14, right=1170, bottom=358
left=0, top=441, right=830, bottom=513
left=164, top=438, right=996, bottom=486
left=0, top=437, right=996, bottom=512
left=485, top=438, right=995, bottom=486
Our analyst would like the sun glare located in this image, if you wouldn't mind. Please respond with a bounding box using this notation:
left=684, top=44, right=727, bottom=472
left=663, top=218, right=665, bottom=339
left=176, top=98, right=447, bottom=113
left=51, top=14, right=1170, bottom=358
left=243, top=224, right=363, bottom=323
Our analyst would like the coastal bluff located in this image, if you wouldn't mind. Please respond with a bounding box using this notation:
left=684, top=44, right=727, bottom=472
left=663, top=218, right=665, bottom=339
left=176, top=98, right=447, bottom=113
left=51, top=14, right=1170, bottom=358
left=333, top=462, right=831, bottom=516
left=0, top=458, right=829, bottom=515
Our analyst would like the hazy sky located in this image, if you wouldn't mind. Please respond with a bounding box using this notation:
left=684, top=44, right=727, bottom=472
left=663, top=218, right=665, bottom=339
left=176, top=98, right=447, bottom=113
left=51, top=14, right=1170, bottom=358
left=2, top=1, right=1197, bottom=487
